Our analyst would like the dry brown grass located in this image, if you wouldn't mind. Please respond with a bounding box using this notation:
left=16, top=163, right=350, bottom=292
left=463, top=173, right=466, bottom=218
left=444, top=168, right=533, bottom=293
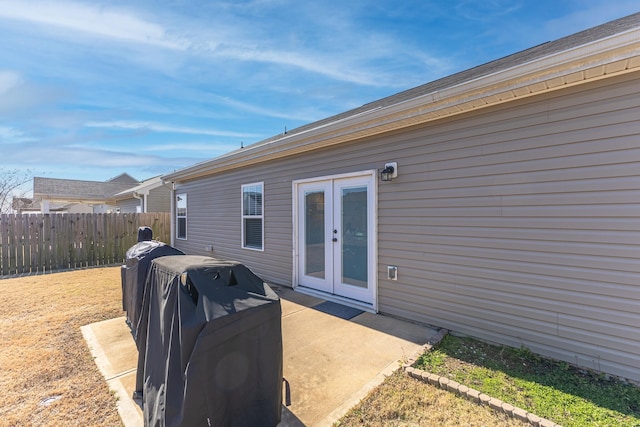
left=0, top=267, right=124, bottom=427
left=336, top=371, right=529, bottom=427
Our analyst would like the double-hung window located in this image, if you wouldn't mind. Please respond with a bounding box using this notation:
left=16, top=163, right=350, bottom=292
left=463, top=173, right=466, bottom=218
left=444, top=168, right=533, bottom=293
left=241, top=182, right=263, bottom=250
left=176, top=193, right=187, bottom=240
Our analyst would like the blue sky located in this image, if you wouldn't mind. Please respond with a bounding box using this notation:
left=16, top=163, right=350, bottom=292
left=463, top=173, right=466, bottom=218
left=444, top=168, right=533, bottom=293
left=1, top=0, right=638, bottom=189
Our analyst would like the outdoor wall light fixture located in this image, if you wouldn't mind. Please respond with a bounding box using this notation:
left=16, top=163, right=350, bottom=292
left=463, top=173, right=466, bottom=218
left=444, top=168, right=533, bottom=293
left=380, top=162, right=398, bottom=182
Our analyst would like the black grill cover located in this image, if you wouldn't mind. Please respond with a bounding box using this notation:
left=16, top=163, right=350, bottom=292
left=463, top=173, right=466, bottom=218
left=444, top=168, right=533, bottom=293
left=140, top=255, right=283, bottom=427
left=121, top=240, right=184, bottom=341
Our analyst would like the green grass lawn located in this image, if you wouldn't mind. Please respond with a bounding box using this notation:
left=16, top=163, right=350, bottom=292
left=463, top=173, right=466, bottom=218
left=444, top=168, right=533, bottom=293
left=414, top=335, right=640, bottom=427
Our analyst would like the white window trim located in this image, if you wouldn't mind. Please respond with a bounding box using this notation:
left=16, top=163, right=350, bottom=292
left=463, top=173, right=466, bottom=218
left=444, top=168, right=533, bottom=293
left=241, top=182, right=264, bottom=251
left=176, top=193, right=187, bottom=240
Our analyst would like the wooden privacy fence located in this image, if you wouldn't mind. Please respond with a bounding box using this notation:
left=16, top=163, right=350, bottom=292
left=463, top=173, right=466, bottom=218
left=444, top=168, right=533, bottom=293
left=0, top=212, right=171, bottom=277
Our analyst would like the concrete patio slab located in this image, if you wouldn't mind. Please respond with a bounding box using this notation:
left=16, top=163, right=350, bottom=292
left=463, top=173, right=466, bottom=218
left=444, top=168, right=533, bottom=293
left=81, top=318, right=142, bottom=427
left=82, top=286, right=440, bottom=426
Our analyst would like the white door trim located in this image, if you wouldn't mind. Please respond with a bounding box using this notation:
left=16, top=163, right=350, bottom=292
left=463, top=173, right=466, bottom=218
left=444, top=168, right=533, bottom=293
left=292, top=170, right=378, bottom=311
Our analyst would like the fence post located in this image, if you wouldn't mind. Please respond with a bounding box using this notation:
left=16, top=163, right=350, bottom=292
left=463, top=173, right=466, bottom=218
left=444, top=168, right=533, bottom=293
left=15, top=213, right=24, bottom=275
left=21, top=214, right=30, bottom=274
left=35, top=214, right=43, bottom=274
left=93, top=213, right=100, bottom=267
left=8, top=214, right=17, bottom=275
left=1, top=215, right=8, bottom=276
left=78, top=213, right=88, bottom=269
left=51, top=214, right=59, bottom=271
left=62, top=213, right=70, bottom=271
left=20, top=214, right=28, bottom=275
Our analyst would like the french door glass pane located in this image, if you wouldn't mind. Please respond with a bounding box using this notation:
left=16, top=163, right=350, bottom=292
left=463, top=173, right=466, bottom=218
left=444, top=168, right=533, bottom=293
left=304, top=190, right=325, bottom=279
left=341, top=186, right=367, bottom=287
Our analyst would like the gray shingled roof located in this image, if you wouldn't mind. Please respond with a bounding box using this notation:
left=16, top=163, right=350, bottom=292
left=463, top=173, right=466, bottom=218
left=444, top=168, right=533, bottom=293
left=33, top=177, right=139, bottom=201
left=106, top=173, right=138, bottom=184
left=245, top=12, right=640, bottom=149
left=160, top=12, right=640, bottom=183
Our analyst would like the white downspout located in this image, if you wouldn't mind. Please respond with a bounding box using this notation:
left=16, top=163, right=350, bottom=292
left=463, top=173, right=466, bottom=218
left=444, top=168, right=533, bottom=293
left=132, top=192, right=144, bottom=213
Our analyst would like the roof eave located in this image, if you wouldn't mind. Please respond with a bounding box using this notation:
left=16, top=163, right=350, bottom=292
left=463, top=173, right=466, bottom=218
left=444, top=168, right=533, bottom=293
left=163, top=27, right=640, bottom=183
left=33, top=195, right=109, bottom=204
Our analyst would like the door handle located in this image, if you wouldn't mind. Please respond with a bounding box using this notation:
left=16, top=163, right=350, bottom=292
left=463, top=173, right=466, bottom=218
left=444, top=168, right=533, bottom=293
left=332, top=237, right=338, bottom=242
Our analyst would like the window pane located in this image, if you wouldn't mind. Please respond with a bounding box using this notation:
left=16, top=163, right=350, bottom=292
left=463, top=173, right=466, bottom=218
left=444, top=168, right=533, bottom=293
left=242, top=185, right=262, bottom=216
left=244, top=218, right=262, bottom=249
left=241, top=183, right=263, bottom=249
left=176, top=193, right=187, bottom=239
left=176, top=194, right=187, bottom=215
left=177, top=217, right=187, bottom=239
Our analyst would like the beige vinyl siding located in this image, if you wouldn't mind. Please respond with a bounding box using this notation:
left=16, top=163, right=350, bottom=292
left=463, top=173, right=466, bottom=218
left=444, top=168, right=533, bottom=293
left=147, top=185, right=171, bottom=212
left=174, top=72, right=640, bottom=382
left=172, top=169, right=294, bottom=285
left=116, top=197, right=141, bottom=213
left=376, top=72, right=640, bottom=382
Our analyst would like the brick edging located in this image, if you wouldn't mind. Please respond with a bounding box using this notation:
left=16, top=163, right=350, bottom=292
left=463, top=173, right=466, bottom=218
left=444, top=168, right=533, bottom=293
left=403, top=329, right=562, bottom=427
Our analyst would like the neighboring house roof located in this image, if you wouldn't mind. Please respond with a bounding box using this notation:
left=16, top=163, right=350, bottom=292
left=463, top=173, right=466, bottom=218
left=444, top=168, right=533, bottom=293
left=33, top=174, right=167, bottom=206
left=33, top=176, right=138, bottom=204
left=107, top=173, right=139, bottom=184
left=11, top=197, right=67, bottom=212
left=12, top=197, right=37, bottom=211
left=164, top=12, right=640, bottom=183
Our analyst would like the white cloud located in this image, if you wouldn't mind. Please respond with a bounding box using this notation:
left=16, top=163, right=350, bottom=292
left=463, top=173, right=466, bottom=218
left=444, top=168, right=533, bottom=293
left=0, top=0, right=187, bottom=50
left=0, top=125, right=22, bottom=139
left=0, top=125, right=35, bottom=143
left=0, top=1, right=431, bottom=88
left=209, top=94, right=322, bottom=122
left=2, top=140, right=202, bottom=171
left=455, top=0, right=522, bottom=22
left=215, top=45, right=383, bottom=87
left=139, top=142, right=239, bottom=153
left=540, top=2, right=640, bottom=40
left=84, top=120, right=262, bottom=138
left=0, top=70, right=22, bottom=95
left=0, top=76, right=66, bottom=114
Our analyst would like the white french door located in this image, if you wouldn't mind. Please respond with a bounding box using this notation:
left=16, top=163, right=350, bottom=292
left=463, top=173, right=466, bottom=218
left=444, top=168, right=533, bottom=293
left=296, top=174, right=375, bottom=304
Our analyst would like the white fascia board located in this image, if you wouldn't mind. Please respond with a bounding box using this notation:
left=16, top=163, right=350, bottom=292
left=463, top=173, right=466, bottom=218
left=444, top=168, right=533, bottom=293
left=40, top=197, right=107, bottom=205
left=392, top=28, right=640, bottom=113
left=112, top=177, right=163, bottom=199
